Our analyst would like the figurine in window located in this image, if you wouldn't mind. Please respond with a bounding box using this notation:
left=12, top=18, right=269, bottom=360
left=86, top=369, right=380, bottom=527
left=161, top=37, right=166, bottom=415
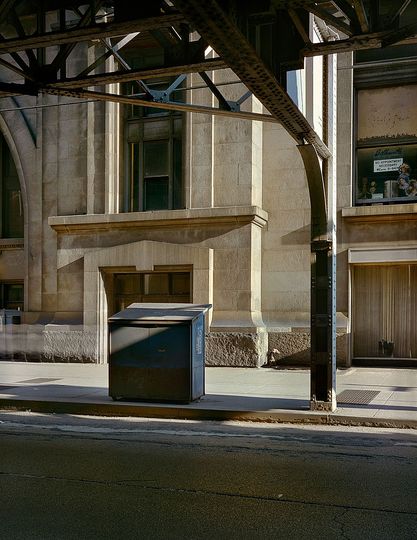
left=407, top=179, right=417, bottom=197
left=397, top=162, right=410, bottom=193
left=358, top=177, right=371, bottom=199
left=369, top=181, right=377, bottom=195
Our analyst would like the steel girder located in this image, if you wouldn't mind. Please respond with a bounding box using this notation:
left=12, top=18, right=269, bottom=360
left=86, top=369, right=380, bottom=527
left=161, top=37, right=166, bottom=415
left=0, top=2, right=415, bottom=135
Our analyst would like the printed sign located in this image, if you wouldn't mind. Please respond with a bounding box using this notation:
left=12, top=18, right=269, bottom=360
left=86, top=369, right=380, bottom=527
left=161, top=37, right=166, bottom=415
left=374, top=158, right=403, bottom=172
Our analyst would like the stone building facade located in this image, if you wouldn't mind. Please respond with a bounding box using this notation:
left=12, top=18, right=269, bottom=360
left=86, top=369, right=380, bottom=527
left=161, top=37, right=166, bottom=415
left=0, top=29, right=416, bottom=368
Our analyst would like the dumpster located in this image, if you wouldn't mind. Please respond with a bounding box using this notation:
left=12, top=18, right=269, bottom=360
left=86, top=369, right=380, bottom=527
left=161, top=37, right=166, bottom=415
left=108, top=303, right=211, bottom=402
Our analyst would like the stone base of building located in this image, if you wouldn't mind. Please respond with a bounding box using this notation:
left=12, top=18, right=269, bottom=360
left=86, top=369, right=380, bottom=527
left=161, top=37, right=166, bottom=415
left=267, top=331, right=349, bottom=368
left=0, top=324, right=348, bottom=368
left=205, top=331, right=268, bottom=368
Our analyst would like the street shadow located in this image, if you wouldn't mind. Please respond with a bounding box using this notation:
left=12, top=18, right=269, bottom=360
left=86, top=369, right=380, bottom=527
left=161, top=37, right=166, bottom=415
left=0, top=384, right=310, bottom=411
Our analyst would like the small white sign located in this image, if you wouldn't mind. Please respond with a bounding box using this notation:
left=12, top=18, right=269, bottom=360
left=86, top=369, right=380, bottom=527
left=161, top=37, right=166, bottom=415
left=374, top=158, right=403, bottom=172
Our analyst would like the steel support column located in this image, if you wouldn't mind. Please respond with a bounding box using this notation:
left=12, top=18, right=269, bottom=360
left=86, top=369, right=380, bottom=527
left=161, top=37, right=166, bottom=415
left=298, top=144, right=336, bottom=411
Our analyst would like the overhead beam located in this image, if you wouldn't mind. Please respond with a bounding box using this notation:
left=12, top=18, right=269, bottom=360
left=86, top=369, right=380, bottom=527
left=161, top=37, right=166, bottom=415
left=288, top=8, right=311, bottom=45
left=50, top=58, right=227, bottom=89
left=271, top=0, right=353, bottom=36
left=77, top=33, right=140, bottom=78
left=50, top=1, right=103, bottom=72
left=172, top=0, right=330, bottom=159
left=352, top=0, right=369, bottom=33
left=0, top=13, right=185, bottom=54
left=40, top=86, right=279, bottom=124
left=331, top=0, right=361, bottom=32
left=302, top=32, right=384, bottom=56
left=382, top=21, right=417, bottom=47
left=303, top=23, right=417, bottom=56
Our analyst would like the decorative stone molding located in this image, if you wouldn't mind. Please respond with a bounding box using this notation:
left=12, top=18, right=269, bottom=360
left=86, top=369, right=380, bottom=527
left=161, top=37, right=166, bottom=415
left=342, top=203, right=417, bottom=223
left=48, top=205, right=268, bottom=234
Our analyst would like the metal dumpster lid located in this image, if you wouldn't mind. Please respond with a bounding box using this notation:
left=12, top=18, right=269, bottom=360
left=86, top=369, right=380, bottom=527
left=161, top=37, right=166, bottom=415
left=108, top=303, right=212, bottom=323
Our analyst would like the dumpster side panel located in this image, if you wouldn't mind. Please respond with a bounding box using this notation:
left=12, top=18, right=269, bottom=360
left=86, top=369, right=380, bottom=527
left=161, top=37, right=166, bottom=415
left=109, top=322, right=192, bottom=401
left=191, top=315, right=205, bottom=400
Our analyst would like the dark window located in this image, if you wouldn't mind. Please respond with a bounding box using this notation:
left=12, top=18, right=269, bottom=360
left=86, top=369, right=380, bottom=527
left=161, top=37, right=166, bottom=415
left=124, top=71, right=184, bottom=213
left=0, top=134, right=23, bottom=238
left=126, top=112, right=183, bottom=212
left=0, top=282, right=24, bottom=310
left=113, top=270, right=191, bottom=313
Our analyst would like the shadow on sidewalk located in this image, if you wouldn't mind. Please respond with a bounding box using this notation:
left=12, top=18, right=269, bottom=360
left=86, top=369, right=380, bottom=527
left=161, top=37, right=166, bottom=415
left=0, top=384, right=310, bottom=411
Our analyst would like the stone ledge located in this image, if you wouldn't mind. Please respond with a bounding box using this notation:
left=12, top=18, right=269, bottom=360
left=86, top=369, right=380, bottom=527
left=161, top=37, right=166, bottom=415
left=342, top=203, right=417, bottom=223
left=49, top=206, right=268, bottom=234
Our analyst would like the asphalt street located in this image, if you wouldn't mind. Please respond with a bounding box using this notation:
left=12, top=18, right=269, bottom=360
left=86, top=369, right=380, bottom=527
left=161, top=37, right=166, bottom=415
left=0, top=412, right=416, bottom=540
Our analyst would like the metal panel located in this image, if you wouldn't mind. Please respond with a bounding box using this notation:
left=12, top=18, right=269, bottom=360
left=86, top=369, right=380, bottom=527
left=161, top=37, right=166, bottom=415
left=108, top=303, right=210, bottom=403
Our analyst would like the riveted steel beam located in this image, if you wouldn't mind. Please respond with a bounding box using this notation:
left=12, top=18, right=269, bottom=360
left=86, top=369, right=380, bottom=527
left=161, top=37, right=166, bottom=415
left=302, top=32, right=384, bottom=56
left=50, top=58, right=227, bottom=89
left=0, top=13, right=186, bottom=54
left=39, top=85, right=278, bottom=124
left=172, top=0, right=330, bottom=159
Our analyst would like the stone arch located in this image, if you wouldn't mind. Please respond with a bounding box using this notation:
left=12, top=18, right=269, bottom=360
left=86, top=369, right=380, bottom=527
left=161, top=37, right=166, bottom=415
left=0, top=100, right=37, bottom=311
left=0, top=104, right=35, bottom=228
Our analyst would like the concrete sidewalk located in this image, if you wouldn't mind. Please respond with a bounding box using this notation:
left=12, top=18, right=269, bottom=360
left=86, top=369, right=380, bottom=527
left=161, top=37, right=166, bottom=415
left=0, top=362, right=416, bottom=428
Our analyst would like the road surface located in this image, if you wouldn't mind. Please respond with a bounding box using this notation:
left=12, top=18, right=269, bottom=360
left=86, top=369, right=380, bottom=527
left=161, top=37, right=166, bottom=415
left=0, top=412, right=416, bottom=539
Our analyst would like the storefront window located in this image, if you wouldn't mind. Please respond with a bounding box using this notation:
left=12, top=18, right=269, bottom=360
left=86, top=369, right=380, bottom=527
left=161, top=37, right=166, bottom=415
left=356, top=144, right=417, bottom=204
left=355, top=83, right=417, bottom=206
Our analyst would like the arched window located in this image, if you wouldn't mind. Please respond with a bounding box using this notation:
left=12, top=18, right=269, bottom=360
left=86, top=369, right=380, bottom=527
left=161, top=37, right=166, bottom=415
left=0, top=134, right=23, bottom=238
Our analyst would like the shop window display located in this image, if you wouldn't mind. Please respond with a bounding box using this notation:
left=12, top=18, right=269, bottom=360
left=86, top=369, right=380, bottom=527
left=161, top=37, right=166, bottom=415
left=356, top=144, right=417, bottom=204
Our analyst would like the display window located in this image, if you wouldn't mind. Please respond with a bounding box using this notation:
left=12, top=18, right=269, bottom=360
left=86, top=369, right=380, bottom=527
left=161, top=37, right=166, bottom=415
left=356, top=144, right=417, bottom=204
left=355, top=83, right=417, bottom=206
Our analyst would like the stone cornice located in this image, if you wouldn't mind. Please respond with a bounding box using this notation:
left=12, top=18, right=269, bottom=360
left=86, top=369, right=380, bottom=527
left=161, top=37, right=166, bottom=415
left=342, top=203, right=417, bottom=223
left=49, top=206, right=268, bottom=234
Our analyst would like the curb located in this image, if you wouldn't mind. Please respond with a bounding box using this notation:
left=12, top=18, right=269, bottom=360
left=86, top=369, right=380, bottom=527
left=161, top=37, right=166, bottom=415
left=0, top=398, right=416, bottom=429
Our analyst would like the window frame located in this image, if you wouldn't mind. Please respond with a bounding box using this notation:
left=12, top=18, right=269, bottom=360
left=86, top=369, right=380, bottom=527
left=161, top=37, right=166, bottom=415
left=111, top=266, right=192, bottom=315
left=353, top=84, right=417, bottom=207
left=353, top=50, right=417, bottom=207
left=0, top=280, right=24, bottom=310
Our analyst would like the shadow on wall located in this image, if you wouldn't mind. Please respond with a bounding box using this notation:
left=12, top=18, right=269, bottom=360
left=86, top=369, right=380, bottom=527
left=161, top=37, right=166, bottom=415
left=280, top=225, right=310, bottom=246
left=267, top=332, right=349, bottom=367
